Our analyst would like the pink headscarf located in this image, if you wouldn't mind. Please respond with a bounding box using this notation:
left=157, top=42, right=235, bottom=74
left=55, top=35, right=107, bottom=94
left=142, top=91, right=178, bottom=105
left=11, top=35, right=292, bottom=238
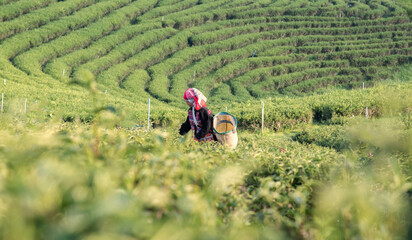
left=183, top=88, right=207, bottom=111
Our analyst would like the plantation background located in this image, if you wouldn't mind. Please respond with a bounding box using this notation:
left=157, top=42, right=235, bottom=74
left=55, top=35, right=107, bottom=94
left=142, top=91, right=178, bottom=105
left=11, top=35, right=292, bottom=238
left=0, top=0, right=411, bottom=239
left=0, top=0, right=411, bottom=126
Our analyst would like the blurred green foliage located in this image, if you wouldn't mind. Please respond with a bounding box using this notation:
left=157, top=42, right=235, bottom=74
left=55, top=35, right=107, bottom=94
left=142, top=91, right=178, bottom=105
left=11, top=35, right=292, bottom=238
left=0, top=91, right=410, bottom=239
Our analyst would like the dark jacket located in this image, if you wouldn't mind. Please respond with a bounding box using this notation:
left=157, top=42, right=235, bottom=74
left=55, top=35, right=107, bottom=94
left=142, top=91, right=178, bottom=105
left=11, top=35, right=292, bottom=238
left=179, top=107, right=214, bottom=140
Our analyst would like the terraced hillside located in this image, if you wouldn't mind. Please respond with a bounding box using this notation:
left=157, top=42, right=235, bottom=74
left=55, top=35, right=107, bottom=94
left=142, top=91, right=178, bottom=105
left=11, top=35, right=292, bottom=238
left=0, top=0, right=411, bottom=125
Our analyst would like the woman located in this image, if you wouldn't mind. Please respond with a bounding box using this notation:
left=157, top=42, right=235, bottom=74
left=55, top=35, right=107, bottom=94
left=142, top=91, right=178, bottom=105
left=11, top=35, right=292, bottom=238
left=179, top=88, right=216, bottom=142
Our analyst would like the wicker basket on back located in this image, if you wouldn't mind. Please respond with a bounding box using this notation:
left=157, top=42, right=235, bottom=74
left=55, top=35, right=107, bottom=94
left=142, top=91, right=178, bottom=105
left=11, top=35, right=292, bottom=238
left=213, top=112, right=238, bottom=149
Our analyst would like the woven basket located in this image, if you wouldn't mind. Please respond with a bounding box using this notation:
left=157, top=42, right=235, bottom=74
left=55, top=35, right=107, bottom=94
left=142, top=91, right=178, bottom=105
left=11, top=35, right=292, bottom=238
left=213, top=112, right=238, bottom=149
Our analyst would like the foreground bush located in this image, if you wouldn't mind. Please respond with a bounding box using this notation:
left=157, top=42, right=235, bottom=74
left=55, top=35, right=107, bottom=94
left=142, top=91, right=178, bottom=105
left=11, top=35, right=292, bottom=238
left=0, top=110, right=410, bottom=239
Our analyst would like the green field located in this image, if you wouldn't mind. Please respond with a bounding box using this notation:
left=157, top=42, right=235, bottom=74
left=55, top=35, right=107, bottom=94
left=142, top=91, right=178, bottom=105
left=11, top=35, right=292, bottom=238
left=0, top=0, right=411, bottom=125
left=0, top=0, right=411, bottom=239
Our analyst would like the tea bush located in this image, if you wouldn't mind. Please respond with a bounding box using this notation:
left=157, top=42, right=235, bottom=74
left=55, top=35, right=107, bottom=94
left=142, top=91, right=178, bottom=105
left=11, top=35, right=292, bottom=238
left=0, top=111, right=410, bottom=239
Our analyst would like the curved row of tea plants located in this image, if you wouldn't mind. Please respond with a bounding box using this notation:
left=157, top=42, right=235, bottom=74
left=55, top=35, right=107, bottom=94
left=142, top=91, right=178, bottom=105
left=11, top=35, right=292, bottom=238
left=0, top=0, right=97, bottom=40
left=0, top=0, right=134, bottom=60
left=0, top=0, right=411, bottom=126
left=12, top=0, right=158, bottom=76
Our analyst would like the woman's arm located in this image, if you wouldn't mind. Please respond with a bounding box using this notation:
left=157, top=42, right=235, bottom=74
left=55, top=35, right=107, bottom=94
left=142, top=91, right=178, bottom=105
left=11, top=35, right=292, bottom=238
left=179, top=116, right=191, bottom=135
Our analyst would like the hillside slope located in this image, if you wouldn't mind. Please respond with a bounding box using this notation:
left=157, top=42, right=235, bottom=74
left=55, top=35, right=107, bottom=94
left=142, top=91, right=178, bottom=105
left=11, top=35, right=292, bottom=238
left=0, top=0, right=411, bottom=126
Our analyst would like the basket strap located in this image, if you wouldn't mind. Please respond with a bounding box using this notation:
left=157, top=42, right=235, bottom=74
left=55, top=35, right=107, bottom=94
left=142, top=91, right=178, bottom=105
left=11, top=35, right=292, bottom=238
left=192, top=107, right=199, bottom=127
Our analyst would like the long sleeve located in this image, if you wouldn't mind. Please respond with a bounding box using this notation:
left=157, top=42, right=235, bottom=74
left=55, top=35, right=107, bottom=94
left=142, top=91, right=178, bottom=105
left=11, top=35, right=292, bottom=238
left=195, top=108, right=212, bottom=140
left=179, top=116, right=191, bottom=135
